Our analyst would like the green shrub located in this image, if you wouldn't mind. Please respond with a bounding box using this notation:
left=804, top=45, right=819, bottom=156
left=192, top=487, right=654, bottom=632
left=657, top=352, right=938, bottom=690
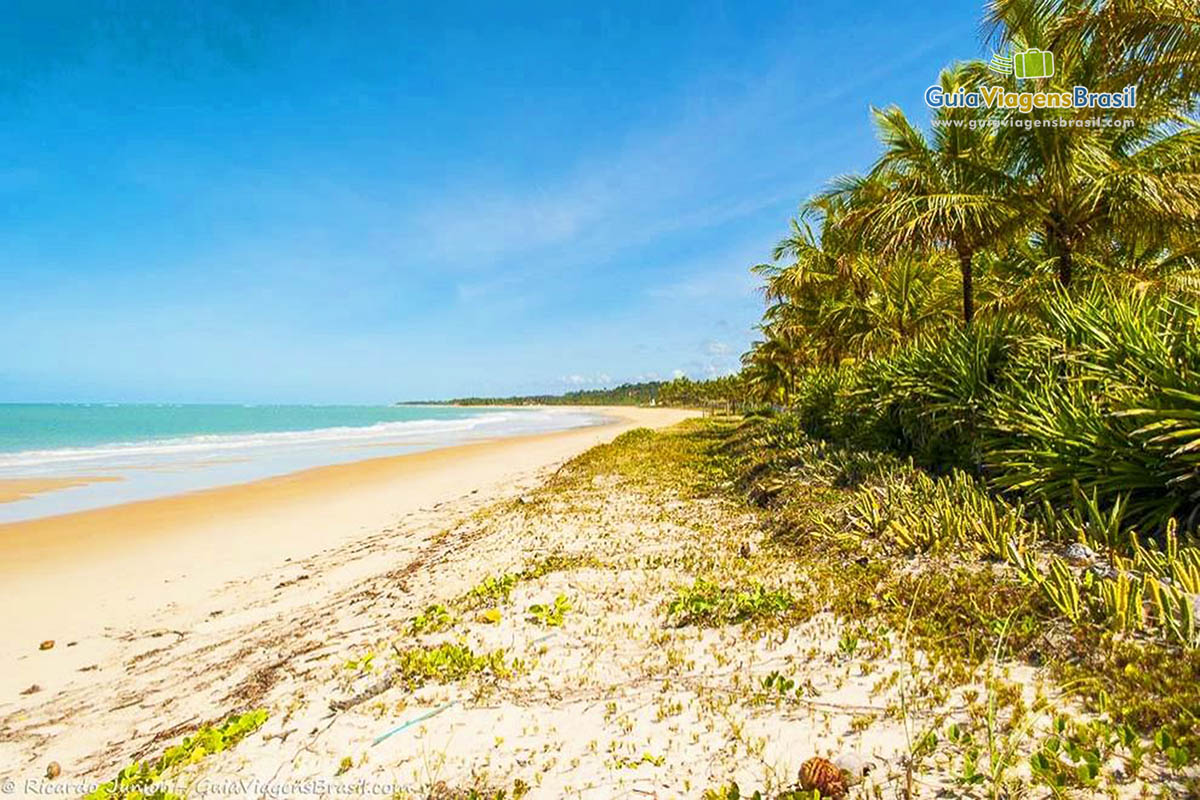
left=787, top=364, right=860, bottom=441
left=861, top=315, right=1024, bottom=473
left=824, top=467, right=1037, bottom=556
left=408, top=603, right=455, bottom=635
left=1056, top=633, right=1200, bottom=760
left=765, top=287, right=1200, bottom=535
left=526, top=594, right=571, bottom=627
left=459, top=573, right=520, bottom=609
left=988, top=287, right=1200, bottom=531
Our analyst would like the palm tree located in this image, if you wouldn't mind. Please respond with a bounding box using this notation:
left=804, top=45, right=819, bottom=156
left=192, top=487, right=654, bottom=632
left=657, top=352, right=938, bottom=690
left=1093, top=227, right=1200, bottom=296
left=742, top=0, right=1200, bottom=402
left=987, top=0, right=1200, bottom=103
left=848, top=253, right=959, bottom=349
left=752, top=200, right=870, bottom=367
left=753, top=195, right=955, bottom=368
left=835, top=66, right=1023, bottom=325
left=981, top=0, right=1200, bottom=288
left=741, top=331, right=803, bottom=405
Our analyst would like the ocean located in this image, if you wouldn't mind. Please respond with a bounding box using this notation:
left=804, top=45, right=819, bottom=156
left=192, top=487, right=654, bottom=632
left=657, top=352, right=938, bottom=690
left=0, top=404, right=607, bottom=523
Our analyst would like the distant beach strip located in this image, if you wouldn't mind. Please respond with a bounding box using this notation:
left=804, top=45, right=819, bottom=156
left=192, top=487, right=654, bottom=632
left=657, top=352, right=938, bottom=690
left=0, top=405, right=609, bottom=523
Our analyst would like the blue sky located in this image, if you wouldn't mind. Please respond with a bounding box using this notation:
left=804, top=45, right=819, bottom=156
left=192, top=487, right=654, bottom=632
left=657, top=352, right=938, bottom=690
left=1, top=0, right=984, bottom=403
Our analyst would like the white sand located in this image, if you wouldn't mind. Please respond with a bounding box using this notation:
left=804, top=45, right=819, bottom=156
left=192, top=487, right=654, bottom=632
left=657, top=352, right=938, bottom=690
left=1, top=407, right=1119, bottom=799
left=0, top=409, right=692, bottom=712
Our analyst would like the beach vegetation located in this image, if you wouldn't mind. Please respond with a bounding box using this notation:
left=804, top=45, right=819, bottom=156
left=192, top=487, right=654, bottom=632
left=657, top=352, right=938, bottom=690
left=342, top=409, right=1199, bottom=796
left=459, top=573, right=520, bottom=609
left=701, top=784, right=818, bottom=800
left=718, top=407, right=1200, bottom=767
left=390, top=642, right=519, bottom=688
left=408, top=603, right=455, bottom=635
left=344, top=650, right=378, bottom=673
left=84, top=709, right=268, bottom=800
left=665, top=578, right=796, bottom=628
left=441, top=392, right=1200, bottom=792
left=525, top=594, right=571, bottom=627
left=609, top=751, right=666, bottom=769
left=454, top=555, right=598, bottom=614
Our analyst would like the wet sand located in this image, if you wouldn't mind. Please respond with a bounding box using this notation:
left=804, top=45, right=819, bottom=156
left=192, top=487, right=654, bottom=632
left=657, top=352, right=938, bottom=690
left=0, top=476, right=121, bottom=504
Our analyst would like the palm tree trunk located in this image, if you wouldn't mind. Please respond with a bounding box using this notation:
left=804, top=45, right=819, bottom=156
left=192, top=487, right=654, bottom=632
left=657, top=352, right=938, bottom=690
left=1056, top=248, right=1073, bottom=288
left=1046, top=220, right=1073, bottom=288
left=957, top=247, right=975, bottom=325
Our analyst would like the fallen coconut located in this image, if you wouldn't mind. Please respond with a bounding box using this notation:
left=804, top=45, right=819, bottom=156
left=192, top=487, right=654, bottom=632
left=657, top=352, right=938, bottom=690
left=799, top=756, right=848, bottom=798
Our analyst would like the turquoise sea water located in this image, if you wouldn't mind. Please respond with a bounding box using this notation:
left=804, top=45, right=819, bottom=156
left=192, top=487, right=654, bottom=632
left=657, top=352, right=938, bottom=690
left=0, top=404, right=522, bottom=454
left=0, top=404, right=606, bottom=523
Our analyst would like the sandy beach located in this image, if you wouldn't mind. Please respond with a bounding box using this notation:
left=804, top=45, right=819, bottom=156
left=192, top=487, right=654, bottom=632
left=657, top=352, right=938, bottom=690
left=1, top=408, right=894, bottom=799
left=0, top=407, right=692, bottom=698
left=1, top=412, right=1180, bottom=799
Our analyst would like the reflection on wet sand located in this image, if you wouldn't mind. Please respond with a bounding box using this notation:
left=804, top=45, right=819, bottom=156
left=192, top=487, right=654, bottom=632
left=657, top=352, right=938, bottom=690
left=0, top=476, right=122, bottom=504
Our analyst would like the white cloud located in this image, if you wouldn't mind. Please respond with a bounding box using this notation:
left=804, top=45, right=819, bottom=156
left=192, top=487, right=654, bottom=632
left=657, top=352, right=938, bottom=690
left=391, top=43, right=852, bottom=277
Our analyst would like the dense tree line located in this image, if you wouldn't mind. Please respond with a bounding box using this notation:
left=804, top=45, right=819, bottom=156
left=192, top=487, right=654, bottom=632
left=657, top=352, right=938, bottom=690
left=739, top=0, right=1200, bottom=530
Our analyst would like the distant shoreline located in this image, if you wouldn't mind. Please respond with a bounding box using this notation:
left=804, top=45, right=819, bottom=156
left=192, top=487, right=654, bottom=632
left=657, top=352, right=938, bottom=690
left=400, top=379, right=671, bottom=407
left=0, top=404, right=609, bottom=524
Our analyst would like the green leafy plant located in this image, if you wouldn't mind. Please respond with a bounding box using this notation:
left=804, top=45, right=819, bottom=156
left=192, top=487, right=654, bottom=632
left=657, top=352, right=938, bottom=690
left=392, top=642, right=517, bottom=687
left=343, top=650, right=377, bottom=673
left=701, top=784, right=764, bottom=800
left=666, top=579, right=796, bottom=627
left=85, top=710, right=268, bottom=799
left=611, top=751, right=665, bottom=769
left=701, top=784, right=818, bottom=800
left=837, top=629, right=860, bottom=658
left=526, top=594, right=571, bottom=627
left=408, top=603, right=455, bottom=635
left=760, top=670, right=795, bottom=696
left=460, top=574, right=520, bottom=609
